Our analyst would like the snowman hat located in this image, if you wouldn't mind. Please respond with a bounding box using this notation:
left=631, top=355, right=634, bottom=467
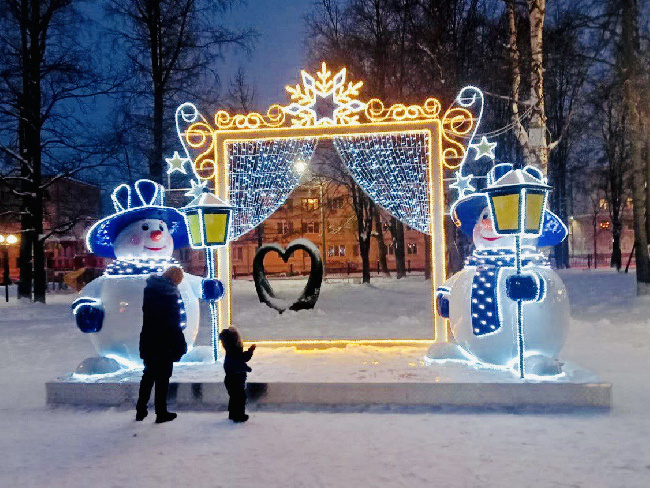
left=450, top=164, right=568, bottom=247
left=86, top=179, right=190, bottom=259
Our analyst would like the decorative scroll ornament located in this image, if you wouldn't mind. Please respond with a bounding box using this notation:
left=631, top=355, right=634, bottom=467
left=175, top=63, right=484, bottom=183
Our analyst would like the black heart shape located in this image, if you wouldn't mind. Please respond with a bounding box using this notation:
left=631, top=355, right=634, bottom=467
left=253, top=239, right=323, bottom=313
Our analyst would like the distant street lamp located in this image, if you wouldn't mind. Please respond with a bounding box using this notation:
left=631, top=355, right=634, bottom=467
left=0, top=234, right=19, bottom=302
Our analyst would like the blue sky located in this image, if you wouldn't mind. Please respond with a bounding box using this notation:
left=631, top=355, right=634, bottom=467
left=218, top=0, right=315, bottom=110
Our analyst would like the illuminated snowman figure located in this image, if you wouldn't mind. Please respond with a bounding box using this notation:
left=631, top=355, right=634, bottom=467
left=437, top=165, right=570, bottom=375
left=72, top=179, right=222, bottom=373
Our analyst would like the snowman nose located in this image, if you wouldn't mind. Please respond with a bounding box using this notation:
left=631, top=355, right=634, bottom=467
left=150, top=230, right=163, bottom=242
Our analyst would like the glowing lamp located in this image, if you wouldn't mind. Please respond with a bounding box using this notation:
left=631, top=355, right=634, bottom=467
left=486, top=167, right=549, bottom=237
left=183, top=193, right=232, bottom=249
left=485, top=166, right=549, bottom=379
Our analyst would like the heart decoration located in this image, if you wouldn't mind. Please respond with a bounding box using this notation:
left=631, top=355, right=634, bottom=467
left=253, top=238, right=323, bottom=313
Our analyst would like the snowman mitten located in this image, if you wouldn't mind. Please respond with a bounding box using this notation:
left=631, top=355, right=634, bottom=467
left=506, top=274, right=543, bottom=302
left=73, top=303, right=105, bottom=333
left=202, top=278, right=225, bottom=301
left=436, top=287, right=450, bottom=318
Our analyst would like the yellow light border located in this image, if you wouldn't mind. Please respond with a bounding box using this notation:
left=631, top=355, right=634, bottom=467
left=185, top=119, right=450, bottom=346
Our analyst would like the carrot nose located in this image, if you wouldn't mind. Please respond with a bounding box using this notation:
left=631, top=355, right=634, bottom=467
left=150, top=230, right=163, bottom=242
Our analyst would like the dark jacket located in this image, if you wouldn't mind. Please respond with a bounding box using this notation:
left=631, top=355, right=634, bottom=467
left=140, top=275, right=187, bottom=364
left=223, top=347, right=254, bottom=376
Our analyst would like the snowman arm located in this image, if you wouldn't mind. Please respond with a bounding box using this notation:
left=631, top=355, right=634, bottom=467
left=72, top=277, right=105, bottom=333
left=435, top=272, right=463, bottom=318
left=184, top=273, right=204, bottom=298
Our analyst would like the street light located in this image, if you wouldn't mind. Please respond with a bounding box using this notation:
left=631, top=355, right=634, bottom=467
left=485, top=167, right=550, bottom=378
left=0, top=233, right=19, bottom=302
left=182, top=192, right=232, bottom=361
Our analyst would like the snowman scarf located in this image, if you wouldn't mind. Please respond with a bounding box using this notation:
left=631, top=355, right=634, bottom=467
left=466, top=249, right=548, bottom=336
left=105, top=257, right=181, bottom=276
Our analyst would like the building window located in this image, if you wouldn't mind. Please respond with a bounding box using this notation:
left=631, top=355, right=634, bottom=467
left=302, top=197, right=319, bottom=211
left=626, top=197, right=633, bottom=208
left=598, top=198, right=609, bottom=210
left=407, top=243, right=418, bottom=255
left=328, top=244, right=346, bottom=257
left=353, top=244, right=360, bottom=256
left=233, top=247, right=244, bottom=261
left=277, top=221, right=291, bottom=235
left=387, top=244, right=395, bottom=255
left=599, top=220, right=611, bottom=230
left=330, top=196, right=344, bottom=209
left=302, top=222, right=320, bottom=234
left=179, top=249, right=191, bottom=262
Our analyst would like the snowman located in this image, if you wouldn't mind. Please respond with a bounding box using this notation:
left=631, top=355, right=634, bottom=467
left=437, top=164, right=570, bottom=375
left=72, top=179, right=223, bottom=374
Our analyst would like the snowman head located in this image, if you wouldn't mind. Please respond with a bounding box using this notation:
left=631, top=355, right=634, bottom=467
left=472, top=207, right=517, bottom=250
left=113, top=218, right=174, bottom=260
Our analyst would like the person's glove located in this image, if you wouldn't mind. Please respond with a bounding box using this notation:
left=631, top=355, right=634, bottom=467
left=202, top=278, right=225, bottom=301
left=72, top=301, right=104, bottom=333
left=506, top=273, right=543, bottom=302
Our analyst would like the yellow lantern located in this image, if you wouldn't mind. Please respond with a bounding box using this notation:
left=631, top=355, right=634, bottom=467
left=486, top=168, right=550, bottom=238
left=183, top=193, right=232, bottom=249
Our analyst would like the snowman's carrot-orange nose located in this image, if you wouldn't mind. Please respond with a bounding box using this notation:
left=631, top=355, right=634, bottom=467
left=150, top=230, right=163, bottom=241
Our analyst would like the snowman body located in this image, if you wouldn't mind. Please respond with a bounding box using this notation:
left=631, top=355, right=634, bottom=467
left=75, top=217, right=203, bottom=363
left=442, top=207, right=570, bottom=367
left=79, top=272, right=201, bottom=361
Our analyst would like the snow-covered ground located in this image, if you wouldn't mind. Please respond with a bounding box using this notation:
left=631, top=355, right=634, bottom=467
left=231, top=276, right=433, bottom=340
left=1, top=270, right=649, bottom=487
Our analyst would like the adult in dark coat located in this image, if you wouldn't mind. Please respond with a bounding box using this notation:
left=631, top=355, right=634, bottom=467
left=136, top=266, right=187, bottom=423
left=218, top=327, right=255, bottom=422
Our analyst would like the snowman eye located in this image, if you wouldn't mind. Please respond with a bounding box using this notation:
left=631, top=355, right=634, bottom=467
left=142, top=223, right=149, bottom=231
left=159, top=223, right=164, bottom=231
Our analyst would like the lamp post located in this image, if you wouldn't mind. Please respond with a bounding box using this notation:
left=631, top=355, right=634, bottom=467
left=182, top=192, right=232, bottom=361
left=486, top=168, right=550, bottom=378
left=0, top=234, right=19, bottom=303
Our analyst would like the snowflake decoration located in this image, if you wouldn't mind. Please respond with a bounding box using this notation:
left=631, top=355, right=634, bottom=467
left=284, top=62, right=366, bottom=127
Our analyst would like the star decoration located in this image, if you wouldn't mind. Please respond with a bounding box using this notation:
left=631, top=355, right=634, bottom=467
left=166, top=151, right=189, bottom=174
left=284, top=62, right=366, bottom=126
left=449, top=171, right=475, bottom=198
left=470, top=136, right=497, bottom=160
left=185, top=179, right=208, bottom=201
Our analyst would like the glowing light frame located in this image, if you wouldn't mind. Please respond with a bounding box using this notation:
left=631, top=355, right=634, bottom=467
left=175, top=64, right=483, bottom=347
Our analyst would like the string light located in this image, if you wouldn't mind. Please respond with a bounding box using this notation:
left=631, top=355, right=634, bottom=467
left=333, top=132, right=431, bottom=234
left=228, top=138, right=317, bottom=240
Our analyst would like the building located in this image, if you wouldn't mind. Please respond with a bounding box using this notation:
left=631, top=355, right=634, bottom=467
left=0, top=177, right=102, bottom=281
left=176, top=179, right=429, bottom=277
left=568, top=197, right=635, bottom=268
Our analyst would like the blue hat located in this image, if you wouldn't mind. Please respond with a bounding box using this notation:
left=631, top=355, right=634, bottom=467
left=450, top=164, right=568, bottom=247
left=86, top=179, right=190, bottom=258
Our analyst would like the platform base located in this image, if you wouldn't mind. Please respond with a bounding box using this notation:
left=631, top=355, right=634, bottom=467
left=46, top=379, right=611, bottom=411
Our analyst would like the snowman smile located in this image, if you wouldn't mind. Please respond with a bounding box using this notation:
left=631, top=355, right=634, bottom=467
left=144, top=245, right=167, bottom=251
left=482, top=236, right=501, bottom=242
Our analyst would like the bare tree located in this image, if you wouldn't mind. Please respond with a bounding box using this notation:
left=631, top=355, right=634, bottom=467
left=0, top=0, right=120, bottom=302
left=108, top=0, right=254, bottom=183
left=619, top=0, right=650, bottom=293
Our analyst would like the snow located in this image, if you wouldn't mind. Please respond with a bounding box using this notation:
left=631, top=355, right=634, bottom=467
left=1, top=270, right=650, bottom=487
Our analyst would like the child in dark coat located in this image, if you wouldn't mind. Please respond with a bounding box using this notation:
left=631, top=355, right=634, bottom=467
left=218, top=327, right=255, bottom=422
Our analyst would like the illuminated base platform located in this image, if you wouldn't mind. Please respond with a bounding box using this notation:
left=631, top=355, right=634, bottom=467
left=46, top=346, right=611, bottom=411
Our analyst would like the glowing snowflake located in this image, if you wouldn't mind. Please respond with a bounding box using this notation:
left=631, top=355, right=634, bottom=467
left=284, top=62, right=366, bottom=126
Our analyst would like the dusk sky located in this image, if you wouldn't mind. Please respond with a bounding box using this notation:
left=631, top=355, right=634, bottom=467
left=218, top=0, right=316, bottom=110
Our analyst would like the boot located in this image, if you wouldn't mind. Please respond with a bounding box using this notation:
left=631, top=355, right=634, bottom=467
left=232, top=414, right=249, bottom=423
left=135, top=409, right=148, bottom=421
left=155, top=412, right=178, bottom=424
